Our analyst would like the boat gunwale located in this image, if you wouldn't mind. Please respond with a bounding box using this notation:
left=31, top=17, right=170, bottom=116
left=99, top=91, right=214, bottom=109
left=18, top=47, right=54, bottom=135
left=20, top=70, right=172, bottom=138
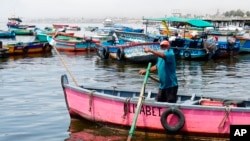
left=62, top=79, right=250, bottom=112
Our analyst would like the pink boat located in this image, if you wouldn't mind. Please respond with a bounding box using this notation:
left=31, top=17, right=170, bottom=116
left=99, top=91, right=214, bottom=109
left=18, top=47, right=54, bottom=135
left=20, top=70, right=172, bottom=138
left=61, top=74, right=250, bottom=137
left=52, top=24, right=69, bottom=29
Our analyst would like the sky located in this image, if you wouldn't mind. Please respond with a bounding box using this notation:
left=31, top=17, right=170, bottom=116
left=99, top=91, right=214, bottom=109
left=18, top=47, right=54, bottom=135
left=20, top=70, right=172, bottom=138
left=0, top=0, right=249, bottom=21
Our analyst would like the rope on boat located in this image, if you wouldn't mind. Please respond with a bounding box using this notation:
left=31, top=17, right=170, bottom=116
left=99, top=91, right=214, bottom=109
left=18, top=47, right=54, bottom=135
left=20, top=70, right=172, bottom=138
left=52, top=43, right=79, bottom=86
left=88, top=90, right=95, bottom=112
left=122, top=97, right=131, bottom=119
left=218, top=106, right=231, bottom=128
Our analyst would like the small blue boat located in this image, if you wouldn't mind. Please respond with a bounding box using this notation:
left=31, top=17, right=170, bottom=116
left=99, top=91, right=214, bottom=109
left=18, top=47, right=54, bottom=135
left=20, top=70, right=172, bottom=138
left=235, top=35, right=250, bottom=53
left=0, top=30, right=16, bottom=38
left=114, top=30, right=212, bottom=60
left=171, top=38, right=210, bottom=60
left=207, top=32, right=241, bottom=58
left=114, top=30, right=161, bottom=43
left=96, top=42, right=160, bottom=62
left=113, top=25, right=144, bottom=33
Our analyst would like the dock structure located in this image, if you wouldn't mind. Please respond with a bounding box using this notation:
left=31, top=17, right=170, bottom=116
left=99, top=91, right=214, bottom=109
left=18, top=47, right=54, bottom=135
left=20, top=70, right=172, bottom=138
left=203, top=17, right=250, bottom=28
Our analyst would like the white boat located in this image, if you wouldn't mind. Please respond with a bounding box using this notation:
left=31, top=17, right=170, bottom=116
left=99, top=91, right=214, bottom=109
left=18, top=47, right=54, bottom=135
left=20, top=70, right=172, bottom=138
left=218, top=25, right=243, bottom=31
left=103, top=18, right=114, bottom=27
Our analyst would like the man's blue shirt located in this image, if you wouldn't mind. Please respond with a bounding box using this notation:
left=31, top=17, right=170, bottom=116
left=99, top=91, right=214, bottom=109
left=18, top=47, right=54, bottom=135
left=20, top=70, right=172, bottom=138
left=156, top=49, right=178, bottom=89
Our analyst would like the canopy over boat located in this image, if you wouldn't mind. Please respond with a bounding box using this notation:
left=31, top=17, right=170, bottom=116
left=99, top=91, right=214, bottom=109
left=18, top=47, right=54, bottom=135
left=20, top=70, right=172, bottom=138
left=8, top=17, right=22, bottom=23
left=143, top=16, right=213, bottom=27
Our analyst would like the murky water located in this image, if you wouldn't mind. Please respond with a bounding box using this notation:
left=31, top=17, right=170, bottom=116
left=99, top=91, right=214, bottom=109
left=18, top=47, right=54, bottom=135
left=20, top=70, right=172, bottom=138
left=1, top=22, right=250, bottom=141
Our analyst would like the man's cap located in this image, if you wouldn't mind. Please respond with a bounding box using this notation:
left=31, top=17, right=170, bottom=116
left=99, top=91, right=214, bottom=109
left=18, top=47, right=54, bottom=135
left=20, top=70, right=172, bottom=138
left=160, top=40, right=170, bottom=46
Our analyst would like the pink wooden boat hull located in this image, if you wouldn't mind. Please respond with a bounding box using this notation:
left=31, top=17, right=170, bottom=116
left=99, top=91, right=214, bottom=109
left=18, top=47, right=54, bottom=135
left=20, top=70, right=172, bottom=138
left=61, top=74, right=250, bottom=137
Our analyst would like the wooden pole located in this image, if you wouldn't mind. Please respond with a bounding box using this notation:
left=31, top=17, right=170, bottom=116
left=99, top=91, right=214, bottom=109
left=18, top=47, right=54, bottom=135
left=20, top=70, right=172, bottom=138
left=127, top=62, right=151, bottom=141
left=149, top=75, right=160, bottom=83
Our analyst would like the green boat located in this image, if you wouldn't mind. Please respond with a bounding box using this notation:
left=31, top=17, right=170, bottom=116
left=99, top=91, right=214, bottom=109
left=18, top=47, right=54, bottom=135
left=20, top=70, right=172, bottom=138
left=8, top=27, right=34, bottom=35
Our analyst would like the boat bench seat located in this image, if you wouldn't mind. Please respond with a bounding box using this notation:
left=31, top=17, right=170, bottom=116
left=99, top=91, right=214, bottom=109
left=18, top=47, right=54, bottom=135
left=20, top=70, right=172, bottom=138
left=181, top=100, right=200, bottom=105
left=223, top=100, right=245, bottom=107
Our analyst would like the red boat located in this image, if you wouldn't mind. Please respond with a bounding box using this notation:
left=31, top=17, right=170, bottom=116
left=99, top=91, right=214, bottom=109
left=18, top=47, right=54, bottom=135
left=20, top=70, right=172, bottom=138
left=7, top=17, right=36, bottom=28
left=52, top=24, right=69, bottom=29
left=66, top=25, right=81, bottom=31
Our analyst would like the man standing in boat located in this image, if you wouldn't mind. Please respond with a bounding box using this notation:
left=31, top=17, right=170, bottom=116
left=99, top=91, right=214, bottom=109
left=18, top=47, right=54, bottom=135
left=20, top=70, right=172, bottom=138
left=139, top=41, right=178, bottom=103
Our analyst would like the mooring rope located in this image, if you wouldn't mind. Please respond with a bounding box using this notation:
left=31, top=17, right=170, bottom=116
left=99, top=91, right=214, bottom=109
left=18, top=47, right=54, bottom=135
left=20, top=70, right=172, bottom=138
left=218, top=106, right=231, bottom=128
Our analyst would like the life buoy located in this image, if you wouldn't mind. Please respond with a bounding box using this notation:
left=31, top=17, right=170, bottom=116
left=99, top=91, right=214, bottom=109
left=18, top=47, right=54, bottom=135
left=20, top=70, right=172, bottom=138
left=183, top=50, right=191, bottom=59
left=23, top=46, right=28, bottom=54
left=160, top=107, right=185, bottom=133
left=116, top=47, right=125, bottom=61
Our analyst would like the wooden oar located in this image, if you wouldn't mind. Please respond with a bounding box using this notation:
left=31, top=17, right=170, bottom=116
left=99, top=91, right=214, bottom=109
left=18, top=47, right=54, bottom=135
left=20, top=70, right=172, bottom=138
left=51, top=42, right=79, bottom=86
left=149, top=75, right=160, bottom=83
left=127, top=62, right=151, bottom=141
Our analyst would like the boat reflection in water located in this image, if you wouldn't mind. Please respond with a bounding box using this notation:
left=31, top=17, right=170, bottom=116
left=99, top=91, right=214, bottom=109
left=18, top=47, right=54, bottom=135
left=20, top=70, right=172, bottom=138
left=66, top=118, right=228, bottom=141
left=7, top=51, right=53, bottom=61
left=66, top=118, right=127, bottom=141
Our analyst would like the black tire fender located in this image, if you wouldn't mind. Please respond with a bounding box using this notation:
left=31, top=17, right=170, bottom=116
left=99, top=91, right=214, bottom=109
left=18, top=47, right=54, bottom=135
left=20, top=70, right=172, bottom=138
left=116, top=47, right=125, bottom=61
left=102, top=47, right=109, bottom=59
left=183, top=50, right=191, bottom=59
left=23, top=46, right=28, bottom=54
left=160, top=107, right=185, bottom=133
left=97, top=47, right=109, bottom=59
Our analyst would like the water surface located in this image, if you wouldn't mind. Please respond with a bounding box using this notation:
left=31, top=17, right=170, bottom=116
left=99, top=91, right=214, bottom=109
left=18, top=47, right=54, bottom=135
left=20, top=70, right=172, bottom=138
left=1, top=22, right=250, bottom=141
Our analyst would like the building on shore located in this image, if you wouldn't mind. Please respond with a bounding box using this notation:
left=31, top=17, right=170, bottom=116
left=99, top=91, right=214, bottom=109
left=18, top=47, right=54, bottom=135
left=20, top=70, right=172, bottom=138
left=203, top=17, right=250, bottom=28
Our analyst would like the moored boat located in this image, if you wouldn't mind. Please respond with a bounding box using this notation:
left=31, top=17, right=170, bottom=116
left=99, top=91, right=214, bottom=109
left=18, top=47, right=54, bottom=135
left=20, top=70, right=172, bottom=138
left=3, top=41, right=52, bottom=55
left=48, top=33, right=100, bottom=52
left=34, top=27, right=74, bottom=42
left=96, top=42, right=160, bottom=62
left=52, top=24, right=69, bottom=29
left=91, top=28, right=115, bottom=43
left=235, top=35, right=250, bottom=53
left=66, top=25, right=81, bottom=31
left=8, top=27, right=34, bottom=36
left=114, top=30, right=160, bottom=43
left=7, top=17, right=36, bottom=29
left=103, top=18, right=114, bottom=27
left=0, top=30, right=16, bottom=38
left=61, top=74, right=250, bottom=137
left=207, top=33, right=241, bottom=58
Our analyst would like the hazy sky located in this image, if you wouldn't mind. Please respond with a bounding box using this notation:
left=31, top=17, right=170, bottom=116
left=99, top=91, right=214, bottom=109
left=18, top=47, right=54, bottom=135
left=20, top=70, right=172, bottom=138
left=0, top=0, right=249, bottom=21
